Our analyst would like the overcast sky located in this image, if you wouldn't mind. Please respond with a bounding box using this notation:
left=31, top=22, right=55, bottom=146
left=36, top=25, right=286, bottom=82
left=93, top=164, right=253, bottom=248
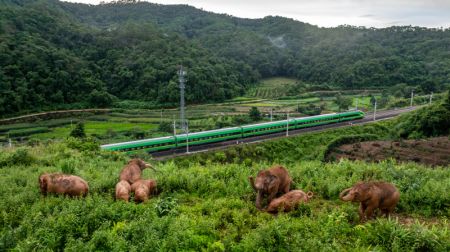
left=63, top=0, right=450, bottom=28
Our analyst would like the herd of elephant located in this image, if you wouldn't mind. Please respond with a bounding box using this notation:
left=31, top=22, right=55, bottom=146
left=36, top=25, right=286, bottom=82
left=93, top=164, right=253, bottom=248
left=38, top=159, right=400, bottom=222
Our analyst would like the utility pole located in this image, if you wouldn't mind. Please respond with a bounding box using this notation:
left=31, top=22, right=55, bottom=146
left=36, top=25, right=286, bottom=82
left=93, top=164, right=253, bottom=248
left=429, top=92, right=433, bottom=105
left=186, top=120, right=189, bottom=153
left=178, top=65, right=187, bottom=132
left=373, top=100, right=377, bottom=121
left=270, top=108, right=273, bottom=121
left=410, top=90, right=414, bottom=107
left=286, top=112, right=289, bottom=136
left=173, top=120, right=176, bottom=136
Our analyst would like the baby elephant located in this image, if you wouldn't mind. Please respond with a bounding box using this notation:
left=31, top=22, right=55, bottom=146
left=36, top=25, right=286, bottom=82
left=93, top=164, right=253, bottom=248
left=115, top=180, right=132, bottom=202
left=119, top=159, right=153, bottom=184
left=266, top=190, right=313, bottom=214
left=249, top=165, right=292, bottom=209
left=131, top=179, right=157, bottom=203
left=340, top=181, right=400, bottom=222
left=39, top=173, right=89, bottom=197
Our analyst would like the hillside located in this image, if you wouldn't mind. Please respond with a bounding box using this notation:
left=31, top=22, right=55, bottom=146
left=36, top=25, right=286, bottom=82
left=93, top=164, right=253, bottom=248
left=1, top=0, right=450, bottom=118
left=1, top=119, right=449, bottom=250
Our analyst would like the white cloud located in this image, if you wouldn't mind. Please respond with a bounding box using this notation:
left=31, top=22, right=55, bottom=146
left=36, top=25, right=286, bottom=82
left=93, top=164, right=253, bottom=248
left=62, top=0, right=450, bottom=28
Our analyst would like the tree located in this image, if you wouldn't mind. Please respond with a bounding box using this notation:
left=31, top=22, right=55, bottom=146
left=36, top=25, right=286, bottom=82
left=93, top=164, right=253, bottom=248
left=158, top=121, right=173, bottom=133
left=70, top=122, right=86, bottom=138
left=88, top=89, right=115, bottom=108
left=249, top=107, right=262, bottom=121
left=335, top=94, right=352, bottom=112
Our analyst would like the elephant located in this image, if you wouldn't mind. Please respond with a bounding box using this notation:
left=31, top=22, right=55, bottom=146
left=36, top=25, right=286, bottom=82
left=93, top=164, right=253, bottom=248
left=39, top=173, right=89, bottom=197
left=340, top=181, right=400, bottom=222
left=115, top=180, right=132, bottom=202
left=249, top=165, right=292, bottom=209
left=131, top=179, right=157, bottom=203
left=266, top=190, right=313, bottom=214
left=119, top=159, right=154, bottom=184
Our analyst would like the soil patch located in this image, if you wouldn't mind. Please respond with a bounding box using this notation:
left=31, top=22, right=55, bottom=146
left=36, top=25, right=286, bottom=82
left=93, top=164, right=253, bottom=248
left=328, top=136, right=450, bottom=167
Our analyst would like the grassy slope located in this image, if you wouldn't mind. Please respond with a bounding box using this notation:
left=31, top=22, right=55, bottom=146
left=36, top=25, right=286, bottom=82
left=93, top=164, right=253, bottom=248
left=1, top=128, right=449, bottom=250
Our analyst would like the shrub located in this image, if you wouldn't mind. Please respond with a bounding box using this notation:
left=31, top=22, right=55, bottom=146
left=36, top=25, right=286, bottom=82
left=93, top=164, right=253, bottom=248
left=70, top=122, right=86, bottom=138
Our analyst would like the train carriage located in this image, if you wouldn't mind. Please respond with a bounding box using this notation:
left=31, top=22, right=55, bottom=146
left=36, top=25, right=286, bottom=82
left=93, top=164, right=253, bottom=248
left=101, top=110, right=365, bottom=153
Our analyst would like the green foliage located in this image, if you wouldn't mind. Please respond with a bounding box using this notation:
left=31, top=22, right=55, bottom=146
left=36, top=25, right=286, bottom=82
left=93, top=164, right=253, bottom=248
left=70, top=122, right=86, bottom=138
left=297, top=103, right=323, bottom=115
left=7, top=127, right=49, bottom=137
left=65, top=137, right=99, bottom=152
left=0, top=138, right=450, bottom=250
left=0, top=147, right=36, bottom=167
left=335, top=94, right=353, bottom=111
left=394, top=103, right=450, bottom=138
left=158, top=121, right=173, bottom=133
left=248, top=107, right=262, bottom=121
left=154, top=197, right=179, bottom=217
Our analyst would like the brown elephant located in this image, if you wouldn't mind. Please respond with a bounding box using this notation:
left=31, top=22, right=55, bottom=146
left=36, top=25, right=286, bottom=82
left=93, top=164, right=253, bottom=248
left=340, top=181, right=400, bottom=222
left=39, top=173, right=89, bottom=197
left=266, top=190, right=313, bottom=214
left=249, top=165, right=292, bottom=209
left=119, top=159, right=153, bottom=184
left=115, top=180, right=132, bottom=202
left=131, top=179, right=157, bottom=203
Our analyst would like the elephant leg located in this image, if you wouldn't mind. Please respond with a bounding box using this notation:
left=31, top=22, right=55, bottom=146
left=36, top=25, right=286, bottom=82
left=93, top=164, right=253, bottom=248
left=282, top=181, right=290, bottom=194
left=364, top=205, right=376, bottom=221
left=267, top=191, right=277, bottom=205
left=358, top=204, right=367, bottom=222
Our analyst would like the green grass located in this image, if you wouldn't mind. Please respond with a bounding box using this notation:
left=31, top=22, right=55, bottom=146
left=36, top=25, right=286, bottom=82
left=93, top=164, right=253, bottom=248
left=0, top=142, right=449, bottom=251
left=32, top=122, right=158, bottom=139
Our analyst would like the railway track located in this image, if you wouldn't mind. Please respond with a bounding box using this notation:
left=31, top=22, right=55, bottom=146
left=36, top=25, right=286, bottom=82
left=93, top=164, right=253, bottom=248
left=152, top=106, right=421, bottom=160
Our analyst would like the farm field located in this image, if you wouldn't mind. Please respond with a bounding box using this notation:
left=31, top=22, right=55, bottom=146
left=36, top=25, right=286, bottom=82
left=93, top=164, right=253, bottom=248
left=0, top=122, right=449, bottom=251
left=0, top=80, right=443, bottom=146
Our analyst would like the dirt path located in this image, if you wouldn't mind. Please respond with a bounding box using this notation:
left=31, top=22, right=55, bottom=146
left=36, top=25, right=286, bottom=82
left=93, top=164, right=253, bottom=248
left=329, top=136, right=450, bottom=167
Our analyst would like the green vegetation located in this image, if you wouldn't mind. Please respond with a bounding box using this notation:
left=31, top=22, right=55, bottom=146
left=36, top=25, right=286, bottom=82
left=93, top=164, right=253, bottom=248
left=394, top=91, right=450, bottom=139
left=0, top=139, right=449, bottom=251
left=70, top=122, right=86, bottom=138
left=2, top=1, right=450, bottom=118
left=248, top=107, right=262, bottom=121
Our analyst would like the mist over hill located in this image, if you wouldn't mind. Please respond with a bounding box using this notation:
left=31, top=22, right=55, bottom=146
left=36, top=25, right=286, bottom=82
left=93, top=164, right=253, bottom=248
left=1, top=0, right=450, bottom=116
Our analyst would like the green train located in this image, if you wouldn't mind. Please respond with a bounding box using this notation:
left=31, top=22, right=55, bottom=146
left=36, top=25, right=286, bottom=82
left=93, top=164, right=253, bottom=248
left=101, top=110, right=365, bottom=153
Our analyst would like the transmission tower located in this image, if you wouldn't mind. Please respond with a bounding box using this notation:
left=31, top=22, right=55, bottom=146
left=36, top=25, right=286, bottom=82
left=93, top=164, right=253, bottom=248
left=178, top=66, right=187, bottom=132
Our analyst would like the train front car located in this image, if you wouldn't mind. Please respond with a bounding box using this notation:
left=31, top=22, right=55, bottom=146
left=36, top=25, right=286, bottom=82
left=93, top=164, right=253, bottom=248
left=100, top=136, right=176, bottom=153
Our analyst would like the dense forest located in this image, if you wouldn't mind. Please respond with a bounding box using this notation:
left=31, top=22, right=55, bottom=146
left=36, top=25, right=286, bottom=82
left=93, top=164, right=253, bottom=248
left=1, top=0, right=450, bottom=116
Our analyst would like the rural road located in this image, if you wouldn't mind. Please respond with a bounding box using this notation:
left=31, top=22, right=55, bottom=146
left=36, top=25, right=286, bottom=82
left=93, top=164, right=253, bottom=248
left=152, top=106, right=421, bottom=160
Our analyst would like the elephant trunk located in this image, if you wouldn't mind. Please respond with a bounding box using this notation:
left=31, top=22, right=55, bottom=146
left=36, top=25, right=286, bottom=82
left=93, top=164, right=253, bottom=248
left=256, top=190, right=263, bottom=209
left=248, top=176, right=257, bottom=192
left=339, top=188, right=352, bottom=201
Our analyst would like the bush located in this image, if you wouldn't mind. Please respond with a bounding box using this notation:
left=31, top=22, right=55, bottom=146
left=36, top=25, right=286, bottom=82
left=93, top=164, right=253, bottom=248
left=70, top=122, right=86, bottom=138
left=65, top=137, right=99, bottom=152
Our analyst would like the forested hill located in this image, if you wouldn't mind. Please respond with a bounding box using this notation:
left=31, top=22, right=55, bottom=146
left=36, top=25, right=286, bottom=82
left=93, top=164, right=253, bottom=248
left=1, top=0, right=450, bottom=117
left=0, top=0, right=258, bottom=116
